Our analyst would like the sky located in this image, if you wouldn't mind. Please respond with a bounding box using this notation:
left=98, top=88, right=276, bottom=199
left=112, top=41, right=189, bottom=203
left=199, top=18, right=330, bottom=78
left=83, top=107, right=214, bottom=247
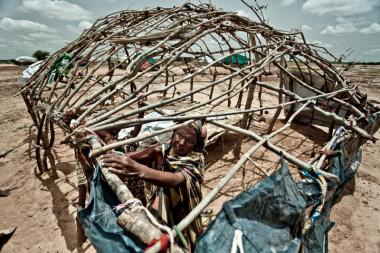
left=0, top=0, right=379, bottom=62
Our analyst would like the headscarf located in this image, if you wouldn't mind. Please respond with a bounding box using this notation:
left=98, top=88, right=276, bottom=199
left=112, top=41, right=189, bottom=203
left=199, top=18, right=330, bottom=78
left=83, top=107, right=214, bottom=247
left=190, top=120, right=207, bottom=153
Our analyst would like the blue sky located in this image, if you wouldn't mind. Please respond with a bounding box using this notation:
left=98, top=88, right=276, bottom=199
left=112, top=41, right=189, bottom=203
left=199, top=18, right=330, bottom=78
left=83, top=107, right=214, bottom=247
left=0, top=0, right=379, bottom=61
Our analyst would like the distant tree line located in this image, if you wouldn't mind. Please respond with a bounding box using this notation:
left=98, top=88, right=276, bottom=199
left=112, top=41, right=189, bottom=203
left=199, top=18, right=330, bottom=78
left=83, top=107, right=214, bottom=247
left=0, top=60, right=13, bottom=64
left=275, top=59, right=380, bottom=65
left=343, top=61, right=380, bottom=65
left=32, top=50, right=50, bottom=61
left=0, top=50, right=50, bottom=64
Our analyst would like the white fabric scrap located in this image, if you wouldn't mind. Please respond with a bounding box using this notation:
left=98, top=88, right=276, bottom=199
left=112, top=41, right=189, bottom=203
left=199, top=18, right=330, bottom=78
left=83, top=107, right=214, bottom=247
left=117, top=111, right=175, bottom=146
left=231, top=229, right=245, bottom=253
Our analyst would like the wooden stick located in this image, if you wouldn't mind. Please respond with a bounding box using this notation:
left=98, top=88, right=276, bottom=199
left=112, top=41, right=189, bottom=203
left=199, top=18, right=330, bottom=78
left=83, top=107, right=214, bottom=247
left=146, top=138, right=268, bottom=253
left=255, top=81, right=374, bottom=140
left=88, top=120, right=194, bottom=157
left=146, top=100, right=315, bottom=253
left=88, top=87, right=355, bottom=133
left=267, top=55, right=285, bottom=134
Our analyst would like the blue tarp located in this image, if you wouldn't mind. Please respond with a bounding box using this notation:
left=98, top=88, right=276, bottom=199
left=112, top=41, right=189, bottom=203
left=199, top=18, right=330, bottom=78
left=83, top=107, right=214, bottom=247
left=196, top=157, right=305, bottom=253
left=78, top=165, right=144, bottom=253
left=77, top=114, right=379, bottom=253
left=196, top=137, right=365, bottom=253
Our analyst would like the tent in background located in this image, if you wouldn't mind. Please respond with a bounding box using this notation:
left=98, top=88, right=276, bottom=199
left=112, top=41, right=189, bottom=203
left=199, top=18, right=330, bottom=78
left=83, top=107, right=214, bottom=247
left=221, top=54, right=248, bottom=65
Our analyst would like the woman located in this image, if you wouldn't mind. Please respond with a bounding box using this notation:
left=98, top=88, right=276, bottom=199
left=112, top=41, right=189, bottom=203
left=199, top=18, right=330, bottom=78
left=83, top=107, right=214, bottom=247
left=100, top=122, right=206, bottom=249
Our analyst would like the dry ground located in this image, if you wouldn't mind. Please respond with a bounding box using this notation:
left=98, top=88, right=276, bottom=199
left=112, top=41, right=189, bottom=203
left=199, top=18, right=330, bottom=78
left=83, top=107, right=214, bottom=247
left=0, top=64, right=379, bottom=252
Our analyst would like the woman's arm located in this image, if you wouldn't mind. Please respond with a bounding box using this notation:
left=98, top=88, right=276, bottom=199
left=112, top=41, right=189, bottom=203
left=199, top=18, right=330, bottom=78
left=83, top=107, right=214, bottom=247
left=125, top=145, right=162, bottom=167
left=100, top=153, right=185, bottom=188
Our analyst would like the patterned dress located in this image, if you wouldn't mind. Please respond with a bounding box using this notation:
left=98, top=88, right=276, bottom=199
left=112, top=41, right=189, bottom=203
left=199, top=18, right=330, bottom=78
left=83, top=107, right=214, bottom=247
left=156, top=144, right=205, bottom=248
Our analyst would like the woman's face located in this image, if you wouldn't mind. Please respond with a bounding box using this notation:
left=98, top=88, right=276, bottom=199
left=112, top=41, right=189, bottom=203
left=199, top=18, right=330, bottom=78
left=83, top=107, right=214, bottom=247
left=172, top=126, right=197, bottom=156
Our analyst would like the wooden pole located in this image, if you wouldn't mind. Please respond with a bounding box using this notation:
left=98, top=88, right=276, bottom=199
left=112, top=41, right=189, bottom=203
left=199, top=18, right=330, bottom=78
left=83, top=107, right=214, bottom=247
left=234, top=78, right=256, bottom=157
left=267, top=55, right=285, bottom=134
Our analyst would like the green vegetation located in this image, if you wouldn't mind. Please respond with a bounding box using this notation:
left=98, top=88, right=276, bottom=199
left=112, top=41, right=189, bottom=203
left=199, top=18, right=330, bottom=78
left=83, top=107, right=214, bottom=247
left=32, top=50, right=50, bottom=61
left=0, top=60, right=13, bottom=64
left=344, top=61, right=380, bottom=65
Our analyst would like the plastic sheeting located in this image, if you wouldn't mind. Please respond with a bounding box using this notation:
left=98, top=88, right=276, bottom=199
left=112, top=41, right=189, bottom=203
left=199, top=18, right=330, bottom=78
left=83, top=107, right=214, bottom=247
left=78, top=165, right=144, bottom=253
left=196, top=137, right=365, bottom=253
left=196, top=157, right=305, bottom=253
left=118, top=111, right=175, bottom=146
left=77, top=114, right=378, bottom=253
left=302, top=143, right=362, bottom=253
left=17, top=60, right=43, bottom=86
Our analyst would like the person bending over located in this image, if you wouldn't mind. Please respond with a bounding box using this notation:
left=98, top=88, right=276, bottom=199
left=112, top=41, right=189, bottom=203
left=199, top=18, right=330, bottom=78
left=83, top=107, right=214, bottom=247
left=100, top=122, right=207, bottom=249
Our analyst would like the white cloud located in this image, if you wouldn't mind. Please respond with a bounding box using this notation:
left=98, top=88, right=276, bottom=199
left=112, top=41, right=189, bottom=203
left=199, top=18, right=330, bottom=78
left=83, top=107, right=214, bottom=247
left=280, top=0, right=297, bottom=6
left=301, top=24, right=311, bottom=31
left=78, top=21, right=92, bottom=30
left=312, top=40, right=333, bottom=48
left=29, top=32, right=61, bottom=39
left=66, top=25, right=80, bottom=34
left=21, top=0, right=92, bottom=21
left=0, top=39, right=8, bottom=48
left=323, top=43, right=333, bottom=48
left=0, top=17, right=56, bottom=33
left=359, top=22, right=380, bottom=34
left=320, top=25, right=357, bottom=34
left=66, top=20, right=92, bottom=34
left=363, top=48, right=380, bottom=54
left=303, top=0, right=380, bottom=16
left=18, top=35, right=33, bottom=41
left=236, top=9, right=251, bottom=18
left=8, top=40, right=36, bottom=50
left=320, top=17, right=358, bottom=34
left=337, top=17, right=370, bottom=26
left=44, top=39, right=69, bottom=46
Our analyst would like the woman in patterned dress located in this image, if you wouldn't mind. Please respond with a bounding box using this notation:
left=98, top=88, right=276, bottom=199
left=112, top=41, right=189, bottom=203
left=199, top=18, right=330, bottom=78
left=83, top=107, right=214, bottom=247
left=100, top=122, right=207, bottom=249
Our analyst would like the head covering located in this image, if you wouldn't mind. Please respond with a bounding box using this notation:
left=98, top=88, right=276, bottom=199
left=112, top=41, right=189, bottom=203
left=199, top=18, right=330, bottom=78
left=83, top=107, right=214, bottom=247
left=190, top=120, right=207, bottom=153
left=170, top=120, right=207, bottom=154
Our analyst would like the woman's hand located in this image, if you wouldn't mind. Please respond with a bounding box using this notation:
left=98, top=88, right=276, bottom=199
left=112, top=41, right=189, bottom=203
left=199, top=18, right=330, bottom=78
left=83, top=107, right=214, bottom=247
left=124, top=145, right=162, bottom=166
left=100, top=153, right=145, bottom=179
left=99, top=152, right=185, bottom=188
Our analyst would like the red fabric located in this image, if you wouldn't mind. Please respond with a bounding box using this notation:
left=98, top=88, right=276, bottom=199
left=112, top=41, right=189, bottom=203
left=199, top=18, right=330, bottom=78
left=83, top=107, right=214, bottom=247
left=145, top=234, right=170, bottom=253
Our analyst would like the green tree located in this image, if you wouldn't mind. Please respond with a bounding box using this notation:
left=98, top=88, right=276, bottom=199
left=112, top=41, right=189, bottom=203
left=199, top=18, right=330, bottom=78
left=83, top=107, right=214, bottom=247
left=32, top=50, right=50, bottom=61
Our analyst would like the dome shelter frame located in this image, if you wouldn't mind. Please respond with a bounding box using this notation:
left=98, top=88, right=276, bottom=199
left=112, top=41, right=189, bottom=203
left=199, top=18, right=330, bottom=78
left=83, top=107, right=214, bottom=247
left=19, top=2, right=380, bottom=252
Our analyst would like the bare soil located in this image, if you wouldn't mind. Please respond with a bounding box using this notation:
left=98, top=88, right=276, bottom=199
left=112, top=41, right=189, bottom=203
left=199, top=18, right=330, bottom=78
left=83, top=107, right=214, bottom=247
left=0, top=64, right=379, bottom=252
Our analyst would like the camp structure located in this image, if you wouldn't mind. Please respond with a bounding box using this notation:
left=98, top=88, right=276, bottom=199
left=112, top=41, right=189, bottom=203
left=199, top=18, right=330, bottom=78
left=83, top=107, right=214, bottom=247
left=19, top=2, right=380, bottom=253
left=221, top=54, right=248, bottom=66
left=12, top=56, right=38, bottom=66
